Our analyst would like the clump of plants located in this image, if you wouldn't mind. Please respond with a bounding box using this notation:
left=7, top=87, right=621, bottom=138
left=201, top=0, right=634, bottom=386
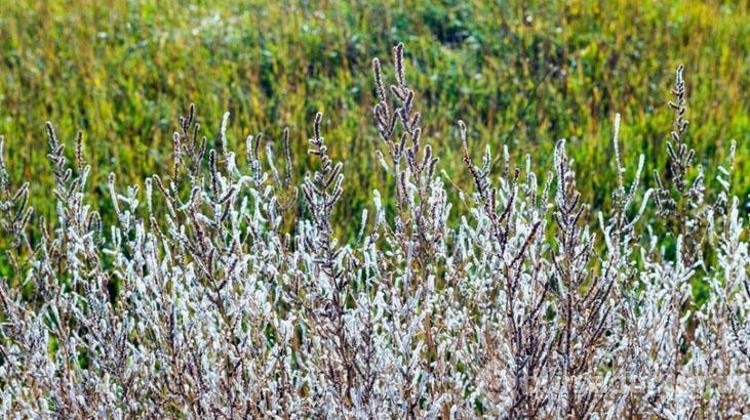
left=0, top=43, right=748, bottom=418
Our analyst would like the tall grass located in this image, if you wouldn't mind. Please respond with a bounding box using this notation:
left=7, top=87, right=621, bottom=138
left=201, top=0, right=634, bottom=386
left=1, top=1, right=748, bottom=237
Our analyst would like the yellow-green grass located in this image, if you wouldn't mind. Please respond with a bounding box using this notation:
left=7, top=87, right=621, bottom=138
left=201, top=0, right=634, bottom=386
left=1, top=0, right=748, bottom=240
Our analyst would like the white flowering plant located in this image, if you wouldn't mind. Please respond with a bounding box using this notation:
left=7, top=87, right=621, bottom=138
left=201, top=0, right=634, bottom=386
left=0, top=43, right=747, bottom=418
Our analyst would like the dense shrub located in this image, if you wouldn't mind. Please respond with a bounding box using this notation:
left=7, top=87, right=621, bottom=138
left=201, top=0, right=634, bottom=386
left=0, top=43, right=748, bottom=418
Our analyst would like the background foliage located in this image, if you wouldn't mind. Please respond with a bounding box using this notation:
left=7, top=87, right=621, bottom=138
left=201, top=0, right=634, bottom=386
left=1, top=0, right=748, bottom=233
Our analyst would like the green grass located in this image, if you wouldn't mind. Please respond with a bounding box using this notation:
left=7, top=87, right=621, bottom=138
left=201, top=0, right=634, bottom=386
left=1, top=0, right=748, bottom=237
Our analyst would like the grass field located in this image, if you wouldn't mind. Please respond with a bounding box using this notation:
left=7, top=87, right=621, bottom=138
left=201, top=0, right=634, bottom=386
left=2, top=2, right=750, bottom=415
left=1, top=0, right=748, bottom=234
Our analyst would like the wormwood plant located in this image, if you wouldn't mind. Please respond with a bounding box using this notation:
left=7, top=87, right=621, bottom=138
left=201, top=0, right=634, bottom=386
left=0, top=43, right=748, bottom=418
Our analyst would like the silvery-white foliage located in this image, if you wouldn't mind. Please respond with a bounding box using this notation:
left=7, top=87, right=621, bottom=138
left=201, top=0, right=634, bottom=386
left=0, top=46, right=748, bottom=418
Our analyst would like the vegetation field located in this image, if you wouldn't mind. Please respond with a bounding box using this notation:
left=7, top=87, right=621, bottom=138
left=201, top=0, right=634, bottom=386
left=1, top=0, right=748, bottom=233
left=1, top=1, right=749, bottom=417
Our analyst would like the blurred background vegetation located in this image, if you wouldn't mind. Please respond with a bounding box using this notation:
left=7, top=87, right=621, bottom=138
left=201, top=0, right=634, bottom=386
left=1, top=0, right=748, bottom=240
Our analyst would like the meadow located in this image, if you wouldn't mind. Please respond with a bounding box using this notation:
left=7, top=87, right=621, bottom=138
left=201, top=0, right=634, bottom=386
left=0, top=0, right=749, bottom=417
left=1, top=0, right=748, bottom=233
